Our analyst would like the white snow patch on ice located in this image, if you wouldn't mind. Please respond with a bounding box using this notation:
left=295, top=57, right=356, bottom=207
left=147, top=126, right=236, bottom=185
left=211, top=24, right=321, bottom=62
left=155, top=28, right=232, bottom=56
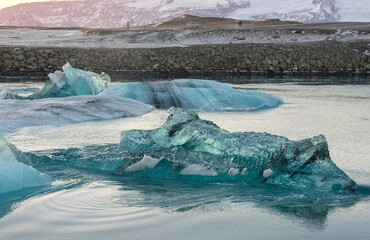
left=126, top=155, right=162, bottom=171
left=228, top=167, right=240, bottom=176
left=263, top=169, right=274, bottom=178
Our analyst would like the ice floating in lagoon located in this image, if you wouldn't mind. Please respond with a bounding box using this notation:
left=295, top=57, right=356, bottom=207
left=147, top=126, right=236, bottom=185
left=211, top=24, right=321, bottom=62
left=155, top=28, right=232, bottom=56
left=0, top=156, right=50, bottom=194
left=3, top=108, right=356, bottom=191
left=1, top=65, right=283, bottom=112
left=1, top=63, right=110, bottom=100
left=101, top=79, right=284, bottom=111
left=0, top=95, right=154, bottom=134
left=0, top=138, right=50, bottom=194
left=61, top=62, right=110, bottom=96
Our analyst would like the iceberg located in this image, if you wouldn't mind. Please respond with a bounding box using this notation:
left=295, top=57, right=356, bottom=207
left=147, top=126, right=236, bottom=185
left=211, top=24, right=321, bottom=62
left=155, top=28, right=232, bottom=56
left=0, top=88, right=20, bottom=100
left=1, top=63, right=110, bottom=100
left=101, top=79, right=283, bottom=111
left=0, top=156, right=50, bottom=194
left=3, top=108, right=356, bottom=191
left=0, top=138, right=50, bottom=194
left=0, top=95, right=154, bottom=134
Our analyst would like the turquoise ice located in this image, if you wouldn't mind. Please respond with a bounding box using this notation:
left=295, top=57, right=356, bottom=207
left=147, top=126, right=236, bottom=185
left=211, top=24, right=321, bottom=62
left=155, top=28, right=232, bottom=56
left=0, top=65, right=283, bottom=112
left=0, top=63, right=110, bottom=100
left=101, top=79, right=283, bottom=111
left=0, top=138, right=50, bottom=194
left=3, top=108, right=356, bottom=191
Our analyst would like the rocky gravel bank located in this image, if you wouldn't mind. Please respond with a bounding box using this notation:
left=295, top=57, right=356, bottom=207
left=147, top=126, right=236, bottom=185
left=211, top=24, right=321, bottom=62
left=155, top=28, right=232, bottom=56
left=1, top=42, right=369, bottom=77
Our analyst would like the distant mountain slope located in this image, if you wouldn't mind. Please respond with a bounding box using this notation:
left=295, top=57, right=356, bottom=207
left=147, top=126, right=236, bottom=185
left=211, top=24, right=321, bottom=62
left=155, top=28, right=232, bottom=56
left=0, top=0, right=250, bottom=28
left=0, top=0, right=366, bottom=28
left=238, top=0, right=339, bottom=23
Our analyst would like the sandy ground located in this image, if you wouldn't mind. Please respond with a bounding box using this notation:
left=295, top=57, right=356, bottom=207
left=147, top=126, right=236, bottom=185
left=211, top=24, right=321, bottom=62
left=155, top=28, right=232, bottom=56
left=0, top=20, right=369, bottom=49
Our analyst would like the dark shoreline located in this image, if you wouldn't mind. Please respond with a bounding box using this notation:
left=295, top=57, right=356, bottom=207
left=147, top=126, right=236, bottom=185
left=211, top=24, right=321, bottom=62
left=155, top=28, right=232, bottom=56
left=1, top=42, right=369, bottom=78
left=1, top=75, right=369, bottom=86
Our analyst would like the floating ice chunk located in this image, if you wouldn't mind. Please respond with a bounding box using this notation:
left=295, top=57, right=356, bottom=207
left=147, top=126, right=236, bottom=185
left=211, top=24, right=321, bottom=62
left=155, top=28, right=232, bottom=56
left=101, top=79, right=283, bottom=111
left=228, top=168, right=240, bottom=176
left=118, top=108, right=356, bottom=190
left=126, top=155, right=162, bottom=172
left=0, top=156, right=50, bottom=194
left=263, top=169, right=274, bottom=178
left=0, top=88, right=19, bottom=100
left=180, top=164, right=218, bottom=176
left=2, top=108, right=357, bottom=191
left=63, top=63, right=110, bottom=96
left=1, top=63, right=110, bottom=100
left=0, top=95, right=154, bottom=134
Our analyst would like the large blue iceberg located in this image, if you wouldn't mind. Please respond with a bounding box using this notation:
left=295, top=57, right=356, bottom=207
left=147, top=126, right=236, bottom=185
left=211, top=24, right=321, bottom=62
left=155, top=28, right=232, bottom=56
left=0, top=138, right=50, bottom=194
left=0, top=64, right=283, bottom=112
left=101, top=79, right=283, bottom=111
left=0, top=63, right=110, bottom=100
left=0, top=95, right=154, bottom=134
left=3, top=108, right=356, bottom=191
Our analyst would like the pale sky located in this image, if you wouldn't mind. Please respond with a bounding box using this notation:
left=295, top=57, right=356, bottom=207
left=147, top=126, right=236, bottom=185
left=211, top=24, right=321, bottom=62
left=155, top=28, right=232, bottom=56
left=0, top=1, right=68, bottom=10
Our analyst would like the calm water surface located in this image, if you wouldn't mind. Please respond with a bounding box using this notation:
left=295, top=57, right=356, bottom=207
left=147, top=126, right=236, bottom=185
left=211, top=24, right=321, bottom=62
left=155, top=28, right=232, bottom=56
left=0, top=78, right=369, bottom=240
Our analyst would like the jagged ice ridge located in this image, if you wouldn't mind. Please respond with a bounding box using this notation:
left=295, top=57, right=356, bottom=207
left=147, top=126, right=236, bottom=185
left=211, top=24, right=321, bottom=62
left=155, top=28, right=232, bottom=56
left=2, top=108, right=357, bottom=191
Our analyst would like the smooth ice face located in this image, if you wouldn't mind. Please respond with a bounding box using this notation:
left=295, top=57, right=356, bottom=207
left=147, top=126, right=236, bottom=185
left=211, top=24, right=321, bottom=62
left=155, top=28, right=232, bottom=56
left=1, top=63, right=110, bottom=100
left=4, top=108, right=356, bottom=191
left=0, top=156, right=51, bottom=194
left=0, top=138, right=50, bottom=194
left=101, top=79, right=284, bottom=111
left=0, top=95, right=154, bottom=134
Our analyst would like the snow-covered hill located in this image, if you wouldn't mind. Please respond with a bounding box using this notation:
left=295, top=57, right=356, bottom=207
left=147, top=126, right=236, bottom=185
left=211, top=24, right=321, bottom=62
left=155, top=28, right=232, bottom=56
left=232, top=0, right=339, bottom=23
left=0, top=0, right=367, bottom=28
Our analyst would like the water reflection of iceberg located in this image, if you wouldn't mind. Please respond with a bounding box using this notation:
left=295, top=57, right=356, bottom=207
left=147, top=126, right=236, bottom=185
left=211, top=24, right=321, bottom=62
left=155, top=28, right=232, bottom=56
left=0, top=166, right=364, bottom=230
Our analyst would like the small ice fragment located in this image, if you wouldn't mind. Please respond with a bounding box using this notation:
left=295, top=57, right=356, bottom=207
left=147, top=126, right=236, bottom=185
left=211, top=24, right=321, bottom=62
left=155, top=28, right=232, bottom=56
left=263, top=169, right=274, bottom=178
left=125, top=155, right=162, bottom=171
left=241, top=167, right=248, bottom=175
left=228, top=168, right=239, bottom=176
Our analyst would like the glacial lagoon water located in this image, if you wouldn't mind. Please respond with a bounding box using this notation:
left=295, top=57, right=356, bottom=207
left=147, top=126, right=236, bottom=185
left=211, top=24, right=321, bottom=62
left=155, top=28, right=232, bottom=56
left=0, top=78, right=370, bottom=240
